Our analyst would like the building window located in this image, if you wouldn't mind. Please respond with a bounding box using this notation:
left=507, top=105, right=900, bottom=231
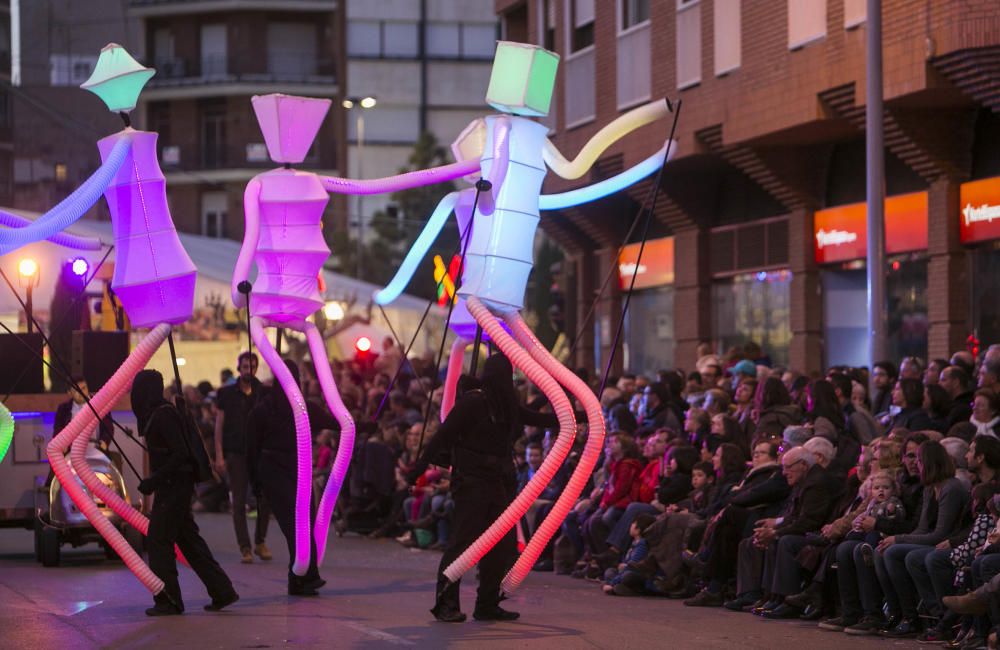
left=200, top=109, right=226, bottom=168
left=541, top=0, right=557, bottom=51
left=200, top=24, right=227, bottom=77
left=49, top=55, right=98, bottom=86
left=565, top=0, right=596, bottom=127
left=617, top=0, right=651, bottom=109
left=714, top=0, right=741, bottom=75
left=383, top=22, right=419, bottom=58
left=569, top=0, right=595, bottom=52
left=712, top=270, right=792, bottom=367
left=844, top=0, right=866, bottom=29
left=622, top=0, right=650, bottom=28
left=268, top=23, right=317, bottom=77
left=676, top=0, right=701, bottom=89
left=788, top=0, right=827, bottom=49
left=201, top=192, right=228, bottom=239
left=348, top=21, right=382, bottom=57
left=424, top=22, right=497, bottom=60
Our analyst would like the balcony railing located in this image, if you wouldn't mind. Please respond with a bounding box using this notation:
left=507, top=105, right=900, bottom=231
left=130, top=0, right=333, bottom=12
left=147, top=52, right=335, bottom=87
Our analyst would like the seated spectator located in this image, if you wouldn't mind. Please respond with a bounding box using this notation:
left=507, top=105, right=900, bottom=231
left=875, top=439, right=970, bottom=638
left=979, top=359, right=1000, bottom=392
left=740, top=445, right=843, bottom=619
left=732, top=377, right=757, bottom=443
left=941, top=437, right=973, bottom=488
left=970, top=389, right=1000, bottom=439
left=684, top=371, right=705, bottom=408
left=940, top=365, right=975, bottom=433
left=887, top=378, right=936, bottom=433
left=602, top=514, right=657, bottom=596
left=924, top=383, right=952, bottom=434
left=636, top=382, right=681, bottom=436
left=752, top=377, right=802, bottom=441
left=703, top=388, right=732, bottom=418
left=684, top=407, right=710, bottom=453
left=683, top=439, right=790, bottom=607
left=925, top=358, right=949, bottom=386
left=968, top=435, right=1000, bottom=487
left=871, top=360, right=899, bottom=419
left=707, top=413, right=749, bottom=460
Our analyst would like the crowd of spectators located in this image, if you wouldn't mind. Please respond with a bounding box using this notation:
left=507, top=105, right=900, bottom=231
left=171, top=335, right=1000, bottom=646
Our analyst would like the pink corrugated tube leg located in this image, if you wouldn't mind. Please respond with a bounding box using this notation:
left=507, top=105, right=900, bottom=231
left=442, top=296, right=576, bottom=583
left=501, top=312, right=606, bottom=594
left=441, top=338, right=468, bottom=420
left=250, top=316, right=313, bottom=576
left=46, top=323, right=171, bottom=595
left=67, top=367, right=188, bottom=566
left=320, top=159, right=480, bottom=196
left=305, top=322, right=355, bottom=564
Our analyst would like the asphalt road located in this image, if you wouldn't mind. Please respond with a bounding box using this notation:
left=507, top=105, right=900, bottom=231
left=0, top=512, right=919, bottom=649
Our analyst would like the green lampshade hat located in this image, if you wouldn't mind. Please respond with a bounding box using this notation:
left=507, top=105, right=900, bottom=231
left=486, top=41, right=559, bottom=117
left=80, top=43, right=155, bottom=113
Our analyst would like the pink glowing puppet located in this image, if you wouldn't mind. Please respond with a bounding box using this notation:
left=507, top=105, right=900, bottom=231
left=374, top=41, right=676, bottom=595
left=0, top=44, right=196, bottom=598
left=233, top=94, right=480, bottom=575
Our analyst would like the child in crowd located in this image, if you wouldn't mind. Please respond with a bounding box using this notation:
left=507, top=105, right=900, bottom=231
left=602, top=514, right=656, bottom=595
left=850, top=471, right=905, bottom=560
left=950, top=484, right=1000, bottom=589
left=669, top=461, right=717, bottom=516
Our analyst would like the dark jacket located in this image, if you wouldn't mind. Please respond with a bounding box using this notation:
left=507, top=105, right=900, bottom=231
left=946, top=391, right=975, bottom=431
left=753, top=405, right=802, bottom=438
left=727, top=462, right=790, bottom=513
left=890, top=406, right=935, bottom=434
left=775, top=463, right=843, bottom=537
left=140, top=405, right=194, bottom=490
left=876, top=471, right=924, bottom=535
left=216, top=377, right=266, bottom=455
left=655, top=471, right=692, bottom=506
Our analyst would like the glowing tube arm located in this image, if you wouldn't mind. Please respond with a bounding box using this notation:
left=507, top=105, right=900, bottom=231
left=0, top=133, right=132, bottom=255
left=373, top=191, right=460, bottom=306
left=232, top=178, right=261, bottom=309
left=320, top=159, right=480, bottom=196
left=542, top=99, right=672, bottom=180
left=477, top=116, right=511, bottom=216
left=538, top=141, right=677, bottom=211
left=0, top=211, right=103, bottom=250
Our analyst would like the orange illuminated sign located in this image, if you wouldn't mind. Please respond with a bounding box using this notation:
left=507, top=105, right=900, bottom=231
left=618, top=237, right=674, bottom=289
left=813, top=192, right=928, bottom=264
left=960, top=177, right=1000, bottom=244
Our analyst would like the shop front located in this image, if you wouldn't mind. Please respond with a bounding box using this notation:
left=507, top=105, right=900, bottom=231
left=961, top=177, right=1000, bottom=347
left=619, top=237, right=675, bottom=374
left=814, top=192, right=929, bottom=367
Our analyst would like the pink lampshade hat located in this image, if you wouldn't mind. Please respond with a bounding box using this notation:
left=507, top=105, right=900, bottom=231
left=251, top=94, right=332, bottom=164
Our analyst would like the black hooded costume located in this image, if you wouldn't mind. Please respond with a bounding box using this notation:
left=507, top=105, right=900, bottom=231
left=412, top=353, right=559, bottom=621
left=132, top=369, right=236, bottom=615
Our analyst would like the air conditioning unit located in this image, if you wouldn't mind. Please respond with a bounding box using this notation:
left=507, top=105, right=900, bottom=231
left=161, top=146, right=180, bottom=166
left=246, top=143, right=269, bottom=163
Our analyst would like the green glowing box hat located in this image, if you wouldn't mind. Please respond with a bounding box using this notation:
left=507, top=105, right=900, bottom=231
left=80, top=43, right=155, bottom=113
left=486, top=41, right=559, bottom=117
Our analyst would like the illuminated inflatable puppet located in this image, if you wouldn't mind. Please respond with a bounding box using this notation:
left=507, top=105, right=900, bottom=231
left=374, top=41, right=676, bottom=595
left=234, top=94, right=479, bottom=575
left=0, top=44, right=195, bottom=597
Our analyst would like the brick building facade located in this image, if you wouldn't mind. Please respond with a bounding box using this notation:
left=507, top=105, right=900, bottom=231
left=495, top=0, right=1000, bottom=376
left=130, top=0, right=346, bottom=245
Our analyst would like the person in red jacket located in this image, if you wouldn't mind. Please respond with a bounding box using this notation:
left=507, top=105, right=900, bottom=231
left=582, top=433, right=644, bottom=559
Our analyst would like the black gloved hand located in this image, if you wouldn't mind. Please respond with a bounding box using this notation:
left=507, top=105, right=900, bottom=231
left=137, top=478, right=155, bottom=495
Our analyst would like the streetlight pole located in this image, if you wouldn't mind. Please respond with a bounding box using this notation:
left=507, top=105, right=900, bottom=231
left=343, top=96, right=376, bottom=280
left=17, top=258, right=38, bottom=334
left=866, top=0, right=887, bottom=367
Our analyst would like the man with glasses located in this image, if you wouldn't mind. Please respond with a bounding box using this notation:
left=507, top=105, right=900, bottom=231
left=741, top=446, right=842, bottom=619
left=939, top=366, right=975, bottom=431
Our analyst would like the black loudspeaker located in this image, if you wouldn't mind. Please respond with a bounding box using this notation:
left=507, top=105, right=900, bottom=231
left=0, top=332, right=44, bottom=394
left=72, top=331, right=129, bottom=393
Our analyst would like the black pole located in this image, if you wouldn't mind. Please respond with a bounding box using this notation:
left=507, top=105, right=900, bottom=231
left=470, top=323, right=483, bottom=377
left=238, top=281, right=253, bottom=357
left=24, top=284, right=33, bottom=334
left=166, top=330, right=183, bottom=395
left=416, top=179, right=489, bottom=455
left=597, top=101, right=682, bottom=398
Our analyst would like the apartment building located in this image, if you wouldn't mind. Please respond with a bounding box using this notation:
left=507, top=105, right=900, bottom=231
left=129, top=0, right=345, bottom=242
left=496, top=0, right=1000, bottom=375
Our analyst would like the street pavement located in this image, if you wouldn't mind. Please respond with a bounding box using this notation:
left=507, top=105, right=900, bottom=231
left=0, top=513, right=918, bottom=649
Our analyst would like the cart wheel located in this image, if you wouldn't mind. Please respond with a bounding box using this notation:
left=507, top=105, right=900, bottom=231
left=39, top=525, right=61, bottom=567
